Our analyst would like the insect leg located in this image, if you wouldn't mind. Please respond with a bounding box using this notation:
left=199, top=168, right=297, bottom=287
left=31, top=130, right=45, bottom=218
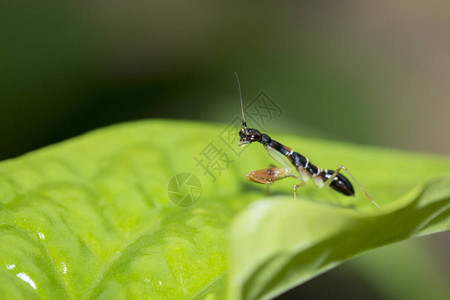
left=293, top=180, right=307, bottom=200
left=266, top=183, right=272, bottom=196
left=324, top=165, right=380, bottom=208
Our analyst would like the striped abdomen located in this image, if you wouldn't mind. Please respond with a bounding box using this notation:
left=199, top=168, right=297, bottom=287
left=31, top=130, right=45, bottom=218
left=321, top=170, right=354, bottom=196
left=261, top=134, right=355, bottom=197
left=291, top=151, right=355, bottom=197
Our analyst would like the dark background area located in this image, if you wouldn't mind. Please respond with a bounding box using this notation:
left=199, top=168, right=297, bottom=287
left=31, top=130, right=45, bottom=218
left=1, top=1, right=449, bottom=299
left=2, top=1, right=450, bottom=161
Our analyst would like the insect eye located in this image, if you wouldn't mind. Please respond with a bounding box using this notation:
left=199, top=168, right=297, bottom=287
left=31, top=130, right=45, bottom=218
left=250, top=133, right=261, bottom=141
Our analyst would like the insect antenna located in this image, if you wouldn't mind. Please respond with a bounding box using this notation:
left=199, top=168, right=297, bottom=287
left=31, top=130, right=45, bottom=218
left=235, top=72, right=247, bottom=133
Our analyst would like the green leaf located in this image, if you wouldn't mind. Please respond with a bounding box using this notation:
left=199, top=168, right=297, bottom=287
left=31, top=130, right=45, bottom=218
left=344, top=237, right=450, bottom=300
left=0, top=120, right=449, bottom=299
left=229, top=177, right=450, bottom=299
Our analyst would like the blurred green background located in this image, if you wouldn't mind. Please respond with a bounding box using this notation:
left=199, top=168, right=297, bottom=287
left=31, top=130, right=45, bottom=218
left=1, top=1, right=449, bottom=299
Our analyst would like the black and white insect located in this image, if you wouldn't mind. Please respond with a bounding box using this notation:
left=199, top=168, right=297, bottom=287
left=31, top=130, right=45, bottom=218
left=235, top=73, right=380, bottom=208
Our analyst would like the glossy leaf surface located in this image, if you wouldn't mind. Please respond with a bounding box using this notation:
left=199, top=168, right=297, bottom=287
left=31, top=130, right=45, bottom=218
left=0, top=120, right=448, bottom=299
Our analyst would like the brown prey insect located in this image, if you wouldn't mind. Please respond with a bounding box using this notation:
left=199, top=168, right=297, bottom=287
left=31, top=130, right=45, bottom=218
left=235, top=73, right=380, bottom=208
